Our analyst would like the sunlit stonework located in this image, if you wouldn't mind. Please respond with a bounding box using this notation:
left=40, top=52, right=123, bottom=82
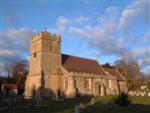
left=24, top=31, right=128, bottom=99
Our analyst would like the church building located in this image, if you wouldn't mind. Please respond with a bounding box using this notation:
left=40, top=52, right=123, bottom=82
left=25, top=31, right=128, bottom=99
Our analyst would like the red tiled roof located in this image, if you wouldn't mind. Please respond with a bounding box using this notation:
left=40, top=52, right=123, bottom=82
left=102, top=67, right=125, bottom=81
left=61, top=54, right=105, bottom=74
left=2, top=83, right=17, bottom=89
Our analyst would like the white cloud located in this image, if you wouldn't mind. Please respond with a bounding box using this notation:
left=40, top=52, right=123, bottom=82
left=75, top=16, right=88, bottom=23
left=68, top=20, right=124, bottom=56
left=48, top=16, right=72, bottom=34
left=48, top=26, right=66, bottom=34
left=49, top=15, right=88, bottom=34
left=0, top=28, right=34, bottom=63
left=68, top=26, right=89, bottom=38
left=1, top=50, right=17, bottom=58
left=131, top=47, right=150, bottom=66
left=119, top=1, right=150, bottom=33
left=67, top=3, right=150, bottom=74
left=144, top=57, right=150, bottom=65
left=1, top=1, right=149, bottom=74
left=48, top=3, right=149, bottom=74
left=118, top=0, right=150, bottom=74
left=57, top=16, right=71, bottom=27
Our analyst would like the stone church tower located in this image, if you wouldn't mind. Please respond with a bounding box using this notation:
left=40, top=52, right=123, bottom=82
left=30, top=31, right=61, bottom=75
left=25, top=32, right=63, bottom=98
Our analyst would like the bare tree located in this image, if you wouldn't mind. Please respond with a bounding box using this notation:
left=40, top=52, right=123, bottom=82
left=13, top=60, right=29, bottom=94
left=115, top=59, right=142, bottom=90
left=4, top=59, right=29, bottom=95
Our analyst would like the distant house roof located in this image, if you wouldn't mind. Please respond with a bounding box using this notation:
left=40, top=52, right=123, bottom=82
left=61, top=54, right=106, bottom=75
left=2, top=83, right=17, bottom=89
left=102, top=66, right=125, bottom=81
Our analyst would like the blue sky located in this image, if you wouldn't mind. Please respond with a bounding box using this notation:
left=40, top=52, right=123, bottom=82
left=0, top=0, right=150, bottom=75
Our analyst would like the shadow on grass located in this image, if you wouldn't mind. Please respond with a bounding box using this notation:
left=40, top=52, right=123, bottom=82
left=1, top=96, right=150, bottom=113
left=1, top=96, right=92, bottom=113
left=40, top=96, right=92, bottom=113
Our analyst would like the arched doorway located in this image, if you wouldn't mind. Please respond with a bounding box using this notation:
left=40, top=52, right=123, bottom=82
left=58, top=90, right=61, bottom=99
left=94, top=82, right=106, bottom=96
left=98, top=85, right=101, bottom=95
left=32, top=86, right=35, bottom=98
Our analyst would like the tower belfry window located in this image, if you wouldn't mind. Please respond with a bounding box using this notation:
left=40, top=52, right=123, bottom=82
left=34, top=53, right=37, bottom=58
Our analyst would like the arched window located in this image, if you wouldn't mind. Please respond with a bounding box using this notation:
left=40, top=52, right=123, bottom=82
left=65, top=79, right=68, bottom=89
left=85, top=78, right=90, bottom=90
left=49, top=42, right=52, bottom=51
left=34, top=53, right=37, bottom=58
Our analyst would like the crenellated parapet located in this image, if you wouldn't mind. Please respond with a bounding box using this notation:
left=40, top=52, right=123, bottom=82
left=31, top=31, right=61, bottom=43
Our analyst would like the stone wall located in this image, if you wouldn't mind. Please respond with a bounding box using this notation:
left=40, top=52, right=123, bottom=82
left=24, top=75, right=41, bottom=98
left=128, top=85, right=150, bottom=97
left=107, top=79, right=119, bottom=95
left=65, top=71, right=120, bottom=97
left=119, top=81, right=128, bottom=93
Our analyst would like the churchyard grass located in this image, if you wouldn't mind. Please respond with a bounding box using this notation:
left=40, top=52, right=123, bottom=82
left=82, top=96, right=150, bottom=113
left=0, top=96, right=150, bottom=113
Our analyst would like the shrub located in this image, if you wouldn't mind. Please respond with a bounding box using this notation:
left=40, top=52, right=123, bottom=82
left=114, top=92, right=131, bottom=106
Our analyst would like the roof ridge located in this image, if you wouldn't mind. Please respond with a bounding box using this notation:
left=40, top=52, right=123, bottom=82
left=95, top=61, right=107, bottom=74
left=115, top=69, right=125, bottom=81
left=62, top=53, right=97, bottom=62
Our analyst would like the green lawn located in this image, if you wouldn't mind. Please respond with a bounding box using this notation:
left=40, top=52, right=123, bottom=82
left=2, top=96, right=150, bottom=113
left=82, top=96, right=150, bottom=113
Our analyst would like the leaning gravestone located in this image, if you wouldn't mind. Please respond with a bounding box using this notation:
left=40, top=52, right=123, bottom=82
left=79, top=103, right=85, bottom=109
left=55, top=95, right=59, bottom=101
left=90, top=97, right=94, bottom=105
left=75, top=105, right=80, bottom=113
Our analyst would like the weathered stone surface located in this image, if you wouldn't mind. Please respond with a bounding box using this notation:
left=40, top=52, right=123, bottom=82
left=141, top=85, right=147, bottom=90
left=128, top=86, right=150, bottom=97
left=24, top=32, right=128, bottom=99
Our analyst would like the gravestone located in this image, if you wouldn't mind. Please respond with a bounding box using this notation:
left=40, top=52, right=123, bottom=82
left=55, top=95, right=59, bottom=101
left=90, top=97, right=94, bottom=105
left=79, top=103, right=85, bottom=109
left=141, top=92, right=146, bottom=96
left=75, top=105, right=80, bottom=113
left=136, top=93, right=139, bottom=96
